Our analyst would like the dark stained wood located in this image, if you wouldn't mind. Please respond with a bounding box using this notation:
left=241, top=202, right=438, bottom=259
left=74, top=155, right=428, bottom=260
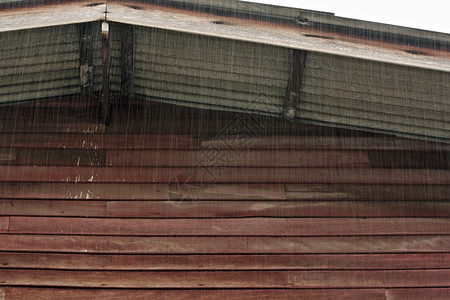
left=2, top=235, right=449, bottom=254
left=0, top=134, right=199, bottom=150
left=0, top=149, right=16, bottom=163
left=386, top=288, right=450, bottom=300
left=1, top=253, right=449, bottom=270
left=201, top=136, right=450, bottom=151
left=0, top=122, right=105, bottom=134
left=80, top=22, right=94, bottom=94
left=0, top=200, right=106, bottom=217
left=120, top=24, right=135, bottom=96
left=105, top=200, right=450, bottom=218
left=0, top=183, right=285, bottom=200
left=7, top=217, right=450, bottom=236
left=285, top=184, right=450, bottom=201
left=2, top=287, right=387, bottom=300
left=4, top=149, right=106, bottom=166
left=369, top=150, right=449, bottom=169
left=0, top=166, right=448, bottom=184
left=100, top=21, right=111, bottom=124
left=106, top=149, right=370, bottom=167
left=1, top=269, right=449, bottom=288
left=283, top=49, right=307, bottom=120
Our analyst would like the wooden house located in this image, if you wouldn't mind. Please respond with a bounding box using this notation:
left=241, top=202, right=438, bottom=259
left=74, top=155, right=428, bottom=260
left=0, top=1, right=449, bottom=299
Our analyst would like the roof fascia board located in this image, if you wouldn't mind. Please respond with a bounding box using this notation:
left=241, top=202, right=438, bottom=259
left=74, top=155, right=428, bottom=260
left=2, top=0, right=450, bottom=47
left=0, top=1, right=105, bottom=32
left=130, top=0, right=450, bottom=46
left=109, top=3, right=450, bottom=72
left=0, top=1, right=449, bottom=72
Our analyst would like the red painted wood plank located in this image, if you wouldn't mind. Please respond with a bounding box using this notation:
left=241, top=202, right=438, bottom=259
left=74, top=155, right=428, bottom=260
left=106, top=149, right=370, bottom=167
left=2, top=200, right=447, bottom=218
left=285, top=184, right=450, bottom=201
left=0, top=183, right=447, bottom=201
left=1, top=269, right=449, bottom=288
left=386, top=288, right=450, bottom=300
left=0, top=166, right=448, bottom=184
left=2, top=287, right=387, bottom=300
left=0, top=183, right=286, bottom=200
left=105, top=200, right=450, bottom=218
left=1, top=235, right=448, bottom=254
left=8, top=217, right=450, bottom=236
left=0, top=134, right=199, bottom=150
left=1, top=253, right=449, bottom=270
left=0, top=217, right=8, bottom=233
left=202, top=136, right=450, bottom=151
left=0, top=200, right=106, bottom=217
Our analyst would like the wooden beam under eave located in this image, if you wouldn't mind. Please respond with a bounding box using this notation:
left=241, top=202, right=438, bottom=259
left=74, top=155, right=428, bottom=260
left=100, top=21, right=111, bottom=125
left=283, top=50, right=307, bottom=121
left=120, top=24, right=135, bottom=97
left=80, top=23, right=94, bottom=95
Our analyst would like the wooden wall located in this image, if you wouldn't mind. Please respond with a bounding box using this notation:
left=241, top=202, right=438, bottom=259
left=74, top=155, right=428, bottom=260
left=0, top=97, right=449, bottom=299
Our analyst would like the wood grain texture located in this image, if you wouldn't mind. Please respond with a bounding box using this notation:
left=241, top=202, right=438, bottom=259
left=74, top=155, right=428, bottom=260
left=386, top=288, right=450, bottom=300
left=0, top=183, right=286, bottom=200
left=106, top=149, right=370, bottom=167
left=2, top=287, right=388, bottom=300
left=1, top=269, right=449, bottom=288
left=0, top=149, right=16, bottom=163
left=2, top=182, right=449, bottom=201
left=285, top=184, right=450, bottom=201
left=2, top=235, right=448, bottom=254
left=0, top=217, right=8, bottom=233
left=105, top=200, right=450, bottom=218
left=0, top=200, right=106, bottom=217
left=1, top=253, right=449, bottom=270
left=7, top=217, right=450, bottom=236
left=2, top=200, right=448, bottom=218
left=0, top=166, right=448, bottom=184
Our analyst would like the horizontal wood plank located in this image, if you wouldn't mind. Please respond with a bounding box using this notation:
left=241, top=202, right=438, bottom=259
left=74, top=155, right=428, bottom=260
left=0, top=200, right=106, bottom=217
left=0, top=134, right=198, bottom=150
left=2, top=149, right=106, bottom=167
left=285, top=184, right=450, bottom=201
left=106, top=200, right=450, bottom=218
left=1, top=269, right=449, bottom=288
left=1, top=235, right=448, bottom=254
left=0, top=123, right=105, bottom=134
left=2, top=200, right=448, bottom=218
left=2, top=287, right=388, bottom=300
left=0, top=149, right=16, bottom=163
left=1, top=252, right=449, bottom=270
left=202, top=136, right=450, bottom=151
left=0, top=217, right=8, bottom=233
left=2, top=183, right=449, bottom=201
left=0, top=166, right=448, bottom=184
left=7, top=217, right=450, bottom=236
left=386, top=288, right=450, bottom=300
left=0, top=183, right=285, bottom=200
left=106, top=149, right=370, bottom=167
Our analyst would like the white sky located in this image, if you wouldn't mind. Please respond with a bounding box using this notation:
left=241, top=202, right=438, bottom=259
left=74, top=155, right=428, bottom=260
left=242, top=0, right=450, bottom=34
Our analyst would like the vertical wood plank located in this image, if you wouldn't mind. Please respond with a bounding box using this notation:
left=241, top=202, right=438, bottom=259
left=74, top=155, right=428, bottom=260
left=284, top=49, right=307, bottom=120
